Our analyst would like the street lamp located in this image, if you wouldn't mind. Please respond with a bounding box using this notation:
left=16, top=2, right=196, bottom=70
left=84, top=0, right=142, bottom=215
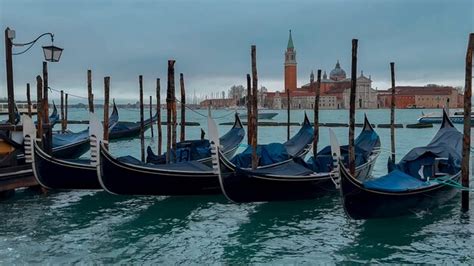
left=4, top=27, right=63, bottom=124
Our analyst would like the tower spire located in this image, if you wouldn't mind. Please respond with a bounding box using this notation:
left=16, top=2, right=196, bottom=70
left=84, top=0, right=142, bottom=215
left=287, top=30, right=294, bottom=50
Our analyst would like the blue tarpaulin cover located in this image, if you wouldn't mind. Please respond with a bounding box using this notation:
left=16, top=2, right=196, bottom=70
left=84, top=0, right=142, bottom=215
left=231, top=143, right=290, bottom=168
left=362, top=114, right=462, bottom=192
left=363, top=169, right=438, bottom=192
left=52, top=129, right=89, bottom=148
left=308, top=120, right=381, bottom=173
left=146, top=117, right=245, bottom=164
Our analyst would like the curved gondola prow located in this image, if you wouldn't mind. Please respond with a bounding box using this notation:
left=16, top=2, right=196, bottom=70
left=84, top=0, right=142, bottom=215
left=49, top=102, right=59, bottom=125
left=89, top=113, right=104, bottom=166
left=109, top=100, right=119, bottom=129
left=22, top=115, right=36, bottom=164
left=362, top=113, right=375, bottom=132
left=441, top=108, right=455, bottom=129
left=329, top=128, right=342, bottom=189
left=283, top=112, right=314, bottom=158
left=303, top=111, right=310, bottom=127
left=233, top=112, right=243, bottom=129
left=31, top=139, right=52, bottom=189
left=13, top=102, right=21, bottom=124
left=96, top=141, right=116, bottom=195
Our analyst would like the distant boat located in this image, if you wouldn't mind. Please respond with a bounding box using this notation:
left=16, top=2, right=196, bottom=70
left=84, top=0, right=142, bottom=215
left=418, top=110, right=473, bottom=124
left=237, top=112, right=278, bottom=120
left=407, top=104, right=425, bottom=109
left=0, top=101, right=38, bottom=115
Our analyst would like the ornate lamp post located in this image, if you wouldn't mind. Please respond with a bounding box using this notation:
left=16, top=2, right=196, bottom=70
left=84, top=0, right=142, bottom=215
left=4, top=27, right=63, bottom=124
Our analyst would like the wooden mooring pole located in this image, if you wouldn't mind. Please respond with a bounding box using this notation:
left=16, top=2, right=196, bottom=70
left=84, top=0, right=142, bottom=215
left=166, top=60, right=176, bottom=163
left=390, top=62, right=396, bottom=163
left=156, top=78, right=162, bottom=155
left=5, top=27, right=15, bottom=124
left=42, top=61, right=52, bottom=155
left=251, top=45, right=258, bottom=170
left=103, top=77, right=110, bottom=149
left=149, top=95, right=154, bottom=138
left=139, top=75, right=145, bottom=162
left=26, top=83, right=32, bottom=117
left=287, top=87, right=290, bottom=141
left=461, top=33, right=473, bottom=212
left=88, top=69, right=94, bottom=113
left=313, top=70, right=321, bottom=159
left=36, top=76, right=43, bottom=142
left=61, top=90, right=66, bottom=132
left=65, top=93, right=68, bottom=130
left=247, top=74, right=252, bottom=145
left=348, top=39, right=358, bottom=175
left=171, top=63, right=177, bottom=163
left=180, top=73, right=186, bottom=142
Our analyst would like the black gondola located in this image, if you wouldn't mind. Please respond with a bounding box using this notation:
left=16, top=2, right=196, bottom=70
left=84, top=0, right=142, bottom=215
left=109, top=112, right=158, bottom=140
left=97, top=114, right=314, bottom=196
left=34, top=114, right=244, bottom=191
left=339, top=110, right=462, bottom=219
left=214, top=115, right=381, bottom=203
left=33, top=102, right=59, bottom=126
left=31, top=107, right=120, bottom=190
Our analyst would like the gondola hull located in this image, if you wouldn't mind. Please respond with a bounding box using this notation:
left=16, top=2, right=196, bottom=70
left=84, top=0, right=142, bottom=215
left=218, top=151, right=378, bottom=203
left=51, top=138, right=90, bottom=159
left=339, top=165, right=461, bottom=219
left=339, top=110, right=463, bottom=219
left=32, top=141, right=99, bottom=190
left=98, top=144, right=220, bottom=195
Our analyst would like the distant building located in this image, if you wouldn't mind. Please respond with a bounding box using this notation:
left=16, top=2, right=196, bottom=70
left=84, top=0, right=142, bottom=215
left=200, top=98, right=237, bottom=108
left=263, top=91, right=338, bottom=109
left=284, top=30, right=297, bottom=93
left=263, top=31, right=378, bottom=109
left=377, top=86, right=463, bottom=109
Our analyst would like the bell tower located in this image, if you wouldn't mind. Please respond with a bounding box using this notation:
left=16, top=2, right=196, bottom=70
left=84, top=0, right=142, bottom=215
left=284, top=30, right=297, bottom=93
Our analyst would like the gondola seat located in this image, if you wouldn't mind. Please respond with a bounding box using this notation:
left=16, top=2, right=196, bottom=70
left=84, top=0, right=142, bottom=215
left=118, top=155, right=212, bottom=171
left=236, top=159, right=314, bottom=177
left=230, top=143, right=290, bottom=168
left=362, top=170, right=437, bottom=192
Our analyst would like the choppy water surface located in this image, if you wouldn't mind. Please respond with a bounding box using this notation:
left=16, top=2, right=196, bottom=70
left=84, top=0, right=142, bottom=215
left=1, top=108, right=473, bottom=263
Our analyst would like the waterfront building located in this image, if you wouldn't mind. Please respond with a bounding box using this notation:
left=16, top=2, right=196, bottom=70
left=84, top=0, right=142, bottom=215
left=377, top=86, right=463, bottom=109
left=263, top=31, right=378, bottom=109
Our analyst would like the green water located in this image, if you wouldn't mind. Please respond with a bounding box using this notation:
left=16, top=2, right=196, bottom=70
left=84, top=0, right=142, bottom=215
left=1, top=108, right=473, bottom=263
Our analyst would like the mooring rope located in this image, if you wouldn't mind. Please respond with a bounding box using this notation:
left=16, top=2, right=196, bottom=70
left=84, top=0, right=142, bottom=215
left=48, top=87, right=89, bottom=100
left=433, top=176, right=474, bottom=191
left=174, top=98, right=236, bottom=119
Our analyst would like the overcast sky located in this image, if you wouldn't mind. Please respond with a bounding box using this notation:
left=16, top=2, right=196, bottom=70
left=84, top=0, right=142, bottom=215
left=1, top=0, right=473, bottom=102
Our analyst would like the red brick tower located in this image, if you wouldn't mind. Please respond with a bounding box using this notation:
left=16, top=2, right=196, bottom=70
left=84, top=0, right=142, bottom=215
left=284, top=30, right=297, bottom=93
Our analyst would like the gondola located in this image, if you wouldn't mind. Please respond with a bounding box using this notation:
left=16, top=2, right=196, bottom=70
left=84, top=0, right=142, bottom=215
left=34, top=113, right=244, bottom=191
left=97, top=114, right=247, bottom=195
left=109, top=111, right=158, bottom=140
left=97, top=113, right=314, bottom=196
left=227, top=113, right=314, bottom=169
left=31, top=113, right=105, bottom=190
left=213, top=115, right=381, bottom=203
left=1, top=105, right=119, bottom=188
left=338, top=110, right=462, bottom=219
left=31, top=107, right=120, bottom=190
left=146, top=115, right=244, bottom=165
left=33, top=102, right=59, bottom=126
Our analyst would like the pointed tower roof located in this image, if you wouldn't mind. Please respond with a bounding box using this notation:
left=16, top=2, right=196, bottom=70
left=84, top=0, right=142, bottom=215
left=287, top=30, right=294, bottom=49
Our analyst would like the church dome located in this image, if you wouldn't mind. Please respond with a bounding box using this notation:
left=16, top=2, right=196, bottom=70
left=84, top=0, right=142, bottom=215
left=329, top=60, right=346, bottom=81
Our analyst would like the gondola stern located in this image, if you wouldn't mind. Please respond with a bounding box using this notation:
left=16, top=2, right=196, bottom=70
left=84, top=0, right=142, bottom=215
left=303, top=111, right=310, bottom=126
left=234, top=112, right=244, bottom=129
left=96, top=141, right=119, bottom=195
left=31, top=139, right=53, bottom=190
left=441, top=108, right=455, bottom=129
left=363, top=113, right=375, bottom=132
